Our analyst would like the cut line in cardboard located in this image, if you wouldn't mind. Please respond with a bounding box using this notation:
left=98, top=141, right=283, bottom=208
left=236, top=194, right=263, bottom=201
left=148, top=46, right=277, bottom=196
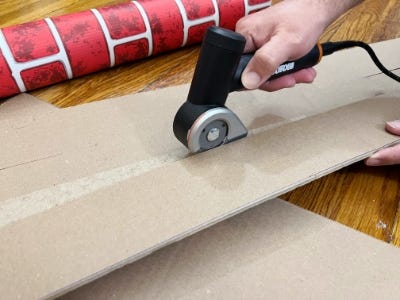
left=0, top=38, right=399, bottom=299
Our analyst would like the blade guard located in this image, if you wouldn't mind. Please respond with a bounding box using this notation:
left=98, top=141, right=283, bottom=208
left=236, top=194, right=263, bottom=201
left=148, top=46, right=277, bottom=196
left=173, top=102, right=247, bottom=153
left=173, top=26, right=247, bottom=153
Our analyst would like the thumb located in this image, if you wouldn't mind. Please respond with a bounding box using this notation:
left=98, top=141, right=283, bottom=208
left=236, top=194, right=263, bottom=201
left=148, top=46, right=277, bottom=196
left=364, top=120, right=400, bottom=166
left=365, top=144, right=400, bottom=166
left=241, top=35, right=294, bottom=90
left=386, top=120, right=400, bottom=135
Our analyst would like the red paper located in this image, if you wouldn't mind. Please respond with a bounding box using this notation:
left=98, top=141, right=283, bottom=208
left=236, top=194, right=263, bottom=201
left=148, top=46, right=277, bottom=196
left=0, top=0, right=271, bottom=99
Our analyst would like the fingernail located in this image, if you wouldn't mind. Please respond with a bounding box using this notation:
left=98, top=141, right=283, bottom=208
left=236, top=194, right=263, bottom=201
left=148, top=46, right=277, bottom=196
left=242, top=71, right=261, bottom=89
left=365, top=152, right=382, bottom=166
left=386, top=120, right=400, bottom=129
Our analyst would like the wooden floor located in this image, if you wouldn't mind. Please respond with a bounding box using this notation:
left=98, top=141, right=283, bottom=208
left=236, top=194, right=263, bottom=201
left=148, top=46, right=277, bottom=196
left=1, top=0, right=400, bottom=246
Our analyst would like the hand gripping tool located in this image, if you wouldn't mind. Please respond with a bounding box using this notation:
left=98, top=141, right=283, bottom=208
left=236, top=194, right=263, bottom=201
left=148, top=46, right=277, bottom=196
left=173, top=26, right=400, bottom=153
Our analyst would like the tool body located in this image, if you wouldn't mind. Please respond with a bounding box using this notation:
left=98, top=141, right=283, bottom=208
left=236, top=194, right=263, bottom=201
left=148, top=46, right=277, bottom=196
left=173, top=26, right=323, bottom=153
left=173, top=26, right=400, bottom=153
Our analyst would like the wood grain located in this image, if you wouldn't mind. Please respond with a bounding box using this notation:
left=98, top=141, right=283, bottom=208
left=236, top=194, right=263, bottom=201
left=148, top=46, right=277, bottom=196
left=284, top=162, right=400, bottom=243
left=1, top=0, right=400, bottom=246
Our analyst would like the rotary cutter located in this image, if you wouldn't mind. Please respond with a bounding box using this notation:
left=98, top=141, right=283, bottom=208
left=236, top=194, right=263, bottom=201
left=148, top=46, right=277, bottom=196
left=173, top=26, right=400, bottom=153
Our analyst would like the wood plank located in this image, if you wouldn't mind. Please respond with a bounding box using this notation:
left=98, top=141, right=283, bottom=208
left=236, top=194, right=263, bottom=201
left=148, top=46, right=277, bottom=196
left=393, top=210, right=400, bottom=247
left=284, top=162, right=400, bottom=243
left=324, top=0, right=395, bottom=43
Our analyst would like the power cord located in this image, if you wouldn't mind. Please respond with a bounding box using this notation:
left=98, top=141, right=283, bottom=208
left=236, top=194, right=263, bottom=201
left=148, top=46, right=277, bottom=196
left=321, top=41, right=400, bottom=82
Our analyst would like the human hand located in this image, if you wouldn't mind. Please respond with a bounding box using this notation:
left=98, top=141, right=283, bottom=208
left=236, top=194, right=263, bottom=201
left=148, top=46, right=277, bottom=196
left=365, top=121, right=400, bottom=166
left=235, top=0, right=362, bottom=91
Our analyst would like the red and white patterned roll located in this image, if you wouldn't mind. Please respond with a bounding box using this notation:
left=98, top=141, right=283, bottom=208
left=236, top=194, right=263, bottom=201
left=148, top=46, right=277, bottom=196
left=0, top=0, right=270, bottom=99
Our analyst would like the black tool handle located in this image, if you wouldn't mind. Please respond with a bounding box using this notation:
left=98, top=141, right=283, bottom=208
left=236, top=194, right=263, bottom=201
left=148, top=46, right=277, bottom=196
left=230, top=44, right=322, bottom=91
left=186, top=26, right=322, bottom=106
left=186, top=26, right=246, bottom=106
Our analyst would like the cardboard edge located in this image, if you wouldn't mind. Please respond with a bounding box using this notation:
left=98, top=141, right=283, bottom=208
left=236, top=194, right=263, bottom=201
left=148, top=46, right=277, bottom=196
left=46, top=140, right=400, bottom=299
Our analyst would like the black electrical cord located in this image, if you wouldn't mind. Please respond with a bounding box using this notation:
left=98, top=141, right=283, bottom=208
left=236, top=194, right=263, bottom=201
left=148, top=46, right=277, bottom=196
left=321, top=41, right=400, bottom=83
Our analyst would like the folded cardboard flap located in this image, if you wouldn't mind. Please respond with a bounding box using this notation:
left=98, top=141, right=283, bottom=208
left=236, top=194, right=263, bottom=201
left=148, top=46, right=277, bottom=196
left=0, top=38, right=399, bottom=299
left=62, top=198, right=400, bottom=300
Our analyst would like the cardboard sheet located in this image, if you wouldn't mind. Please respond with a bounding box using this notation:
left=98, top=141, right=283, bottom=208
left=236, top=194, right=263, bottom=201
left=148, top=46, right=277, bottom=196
left=0, top=38, right=399, bottom=299
left=62, top=198, right=400, bottom=299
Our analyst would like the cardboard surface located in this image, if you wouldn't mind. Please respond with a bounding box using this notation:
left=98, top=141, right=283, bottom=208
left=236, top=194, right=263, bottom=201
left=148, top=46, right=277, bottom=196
left=0, top=39, right=399, bottom=299
left=62, top=198, right=400, bottom=300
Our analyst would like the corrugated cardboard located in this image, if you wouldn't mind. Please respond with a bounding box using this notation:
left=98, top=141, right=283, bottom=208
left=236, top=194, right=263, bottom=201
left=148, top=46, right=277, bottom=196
left=0, top=38, right=399, bottom=299
left=62, top=198, right=400, bottom=300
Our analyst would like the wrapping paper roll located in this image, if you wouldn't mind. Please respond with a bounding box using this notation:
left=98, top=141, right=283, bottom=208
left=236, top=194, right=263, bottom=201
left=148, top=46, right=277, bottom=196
left=0, top=0, right=271, bottom=99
